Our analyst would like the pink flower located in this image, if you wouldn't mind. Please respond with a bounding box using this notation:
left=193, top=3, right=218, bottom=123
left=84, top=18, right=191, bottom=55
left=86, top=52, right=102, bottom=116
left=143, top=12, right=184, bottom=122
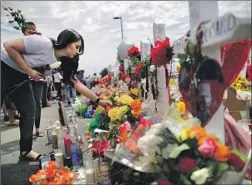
left=198, top=138, right=217, bottom=158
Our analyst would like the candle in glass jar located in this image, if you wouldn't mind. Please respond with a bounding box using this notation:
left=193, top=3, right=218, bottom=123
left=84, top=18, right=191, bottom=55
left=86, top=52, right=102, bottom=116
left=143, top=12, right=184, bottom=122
left=85, top=169, right=95, bottom=184
left=52, top=133, right=58, bottom=149
left=46, top=126, right=53, bottom=144
left=64, top=134, right=72, bottom=157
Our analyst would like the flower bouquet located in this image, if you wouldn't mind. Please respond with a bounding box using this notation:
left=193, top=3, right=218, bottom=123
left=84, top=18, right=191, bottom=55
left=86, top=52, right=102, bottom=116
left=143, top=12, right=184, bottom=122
left=107, top=96, right=143, bottom=149
left=137, top=122, right=250, bottom=185
left=29, top=161, right=78, bottom=185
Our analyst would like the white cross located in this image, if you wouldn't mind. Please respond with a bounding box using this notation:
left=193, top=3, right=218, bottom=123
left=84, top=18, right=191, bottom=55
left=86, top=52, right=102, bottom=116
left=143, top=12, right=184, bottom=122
left=173, top=1, right=251, bottom=143
left=152, top=22, right=169, bottom=116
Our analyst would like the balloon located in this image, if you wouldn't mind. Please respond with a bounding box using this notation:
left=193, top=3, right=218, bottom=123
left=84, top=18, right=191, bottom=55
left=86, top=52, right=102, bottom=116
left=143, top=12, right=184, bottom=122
left=117, top=39, right=134, bottom=60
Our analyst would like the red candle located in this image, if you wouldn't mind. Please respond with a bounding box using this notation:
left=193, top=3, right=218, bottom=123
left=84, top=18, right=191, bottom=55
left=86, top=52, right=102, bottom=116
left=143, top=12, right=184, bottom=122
left=64, top=134, right=72, bottom=157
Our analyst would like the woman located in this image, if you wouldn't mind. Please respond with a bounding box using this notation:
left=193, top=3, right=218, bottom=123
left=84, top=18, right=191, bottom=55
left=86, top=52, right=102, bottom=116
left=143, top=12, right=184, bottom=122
left=1, top=29, right=110, bottom=161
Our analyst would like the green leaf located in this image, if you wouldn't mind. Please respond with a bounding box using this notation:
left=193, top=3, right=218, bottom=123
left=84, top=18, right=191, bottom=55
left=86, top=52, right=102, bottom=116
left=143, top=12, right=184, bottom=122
left=169, top=143, right=190, bottom=158
left=230, top=149, right=249, bottom=162
left=8, top=20, right=14, bottom=23
left=184, top=138, right=198, bottom=149
left=214, top=162, right=229, bottom=178
left=179, top=175, right=193, bottom=185
left=177, top=53, right=186, bottom=64
left=13, top=26, right=20, bottom=30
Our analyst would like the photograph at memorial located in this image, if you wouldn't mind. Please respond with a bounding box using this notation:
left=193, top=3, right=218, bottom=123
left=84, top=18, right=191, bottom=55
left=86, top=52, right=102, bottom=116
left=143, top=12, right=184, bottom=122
left=0, top=1, right=251, bottom=185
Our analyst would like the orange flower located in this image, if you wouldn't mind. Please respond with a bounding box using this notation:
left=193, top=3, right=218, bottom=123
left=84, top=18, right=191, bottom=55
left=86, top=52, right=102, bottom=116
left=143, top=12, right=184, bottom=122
left=190, top=125, right=207, bottom=141
left=131, top=99, right=142, bottom=112
left=29, top=160, right=78, bottom=185
left=125, top=138, right=139, bottom=152
left=46, top=168, right=56, bottom=179
left=48, top=161, right=58, bottom=168
left=131, top=110, right=141, bottom=118
left=213, top=141, right=229, bottom=162
left=99, top=94, right=105, bottom=100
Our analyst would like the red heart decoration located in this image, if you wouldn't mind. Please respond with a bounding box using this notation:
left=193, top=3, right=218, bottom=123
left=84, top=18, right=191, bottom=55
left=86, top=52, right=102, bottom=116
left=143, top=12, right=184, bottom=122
left=179, top=39, right=251, bottom=127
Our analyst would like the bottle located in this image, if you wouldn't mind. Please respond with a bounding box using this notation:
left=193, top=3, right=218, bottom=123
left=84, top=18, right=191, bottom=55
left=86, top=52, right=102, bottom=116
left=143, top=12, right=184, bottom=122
left=77, top=136, right=84, bottom=167
left=57, top=129, right=66, bottom=156
left=71, top=141, right=80, bottom=171
left=64, top=134, right=72, bottom=157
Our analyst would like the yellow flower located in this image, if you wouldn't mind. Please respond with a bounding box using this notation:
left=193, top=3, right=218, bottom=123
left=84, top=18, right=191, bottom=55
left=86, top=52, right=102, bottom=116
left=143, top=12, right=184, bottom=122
left=108, top=108, right=120, bottom=121
left=118, top=106, right=128, bottom=119
left=118, top=95, right=133, bottom=106
left=176, top=101, right=186, bottom=114
left=169, top=79, right=175, bottom=85
left=180, top=127, right=194, bottom=141
left=176, top=63, right=181, bottom=72
left=130, top=88, right=140, bottom=96
left=96, top=105, right=105, bottom=114
left=190, top=168, right=210, bottom=185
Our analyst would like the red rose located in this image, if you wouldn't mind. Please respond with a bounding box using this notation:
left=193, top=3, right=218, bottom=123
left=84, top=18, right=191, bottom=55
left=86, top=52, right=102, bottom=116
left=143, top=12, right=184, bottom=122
left=157, top=180, right=173, bottom=185
left=119, top=65, right=124, bottom=71
left=178, top=157, right=197, bottom=173
left=135, top=63, right=143, bottom=75
left=228, top=153, right=246, bottom=171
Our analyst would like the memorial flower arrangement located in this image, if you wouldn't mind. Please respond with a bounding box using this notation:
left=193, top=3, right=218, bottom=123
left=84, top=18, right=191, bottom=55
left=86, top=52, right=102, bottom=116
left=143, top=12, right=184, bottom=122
left=107, top=95, right=144, bottom=149
left=136, top=123, right=248, bottom=185
left=29, top=161, right=78, bottom=185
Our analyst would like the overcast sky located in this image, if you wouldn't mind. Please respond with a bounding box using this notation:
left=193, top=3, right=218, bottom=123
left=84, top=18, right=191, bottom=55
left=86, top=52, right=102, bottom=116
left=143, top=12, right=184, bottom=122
left=1, top=1, right=251, bottom=75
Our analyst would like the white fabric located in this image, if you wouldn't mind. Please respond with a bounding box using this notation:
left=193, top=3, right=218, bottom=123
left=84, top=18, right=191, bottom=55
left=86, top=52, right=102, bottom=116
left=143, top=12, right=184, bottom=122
left=53, top=72, right=63, bottom=83
left=1, top=35, right=57, bottom=73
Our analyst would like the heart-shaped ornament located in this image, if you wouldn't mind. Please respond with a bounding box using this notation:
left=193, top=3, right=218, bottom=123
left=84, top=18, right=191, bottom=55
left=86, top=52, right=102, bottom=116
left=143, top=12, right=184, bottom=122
left=179, top=39, right=251, bottom=127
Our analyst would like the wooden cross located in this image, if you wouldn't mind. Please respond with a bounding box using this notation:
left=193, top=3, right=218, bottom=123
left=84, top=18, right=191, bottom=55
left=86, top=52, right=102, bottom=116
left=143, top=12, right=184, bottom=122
left=173, top=1, right=251, bottom=143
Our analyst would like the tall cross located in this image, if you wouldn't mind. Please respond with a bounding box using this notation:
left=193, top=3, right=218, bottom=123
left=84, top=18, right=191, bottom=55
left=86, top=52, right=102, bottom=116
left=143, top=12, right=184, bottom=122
left=173, top=1, right=251, bottom=143
left=153, top=22, right=169, bottom=116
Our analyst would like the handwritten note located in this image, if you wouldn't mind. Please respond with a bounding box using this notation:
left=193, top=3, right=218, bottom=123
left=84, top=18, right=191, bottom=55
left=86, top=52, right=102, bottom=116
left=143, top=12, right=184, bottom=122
left=153, top=23, right=166, bottom=42
left=140, top=41, right=151, bottom=60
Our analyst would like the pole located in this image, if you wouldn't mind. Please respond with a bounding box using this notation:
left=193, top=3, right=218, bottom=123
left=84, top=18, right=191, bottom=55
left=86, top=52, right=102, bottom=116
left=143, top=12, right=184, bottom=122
left=120, top=17, right=124, bottom=39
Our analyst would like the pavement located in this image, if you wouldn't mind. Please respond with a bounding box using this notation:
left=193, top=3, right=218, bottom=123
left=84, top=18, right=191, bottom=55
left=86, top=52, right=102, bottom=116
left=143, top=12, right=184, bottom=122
left=0, top=102, right=90, bottom=185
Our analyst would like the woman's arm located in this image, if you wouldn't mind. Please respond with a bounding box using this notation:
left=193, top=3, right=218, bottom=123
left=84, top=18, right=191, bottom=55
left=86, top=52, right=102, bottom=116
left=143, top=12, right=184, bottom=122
left=72, top=79, right=109, bottom=107
left=3, top=38, right=42, bottom=80
left=4, top=39, right=31, bottom=73
left=73, top=79, right=99, bottom=101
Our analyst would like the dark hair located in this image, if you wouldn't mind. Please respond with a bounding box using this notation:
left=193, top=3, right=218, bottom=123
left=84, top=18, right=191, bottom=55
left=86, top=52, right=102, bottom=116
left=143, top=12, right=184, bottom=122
left=51, top=29, right=84, bottom=55
left=60, top=55, right=80, bottom=85
left=22, top=22, right=36, bottom=34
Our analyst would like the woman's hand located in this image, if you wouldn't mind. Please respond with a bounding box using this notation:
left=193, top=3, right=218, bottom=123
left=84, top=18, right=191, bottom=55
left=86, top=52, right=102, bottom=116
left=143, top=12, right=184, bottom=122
left=99, top=100, right=112, bottom=108
left=26, top=68, right=43, bottom=81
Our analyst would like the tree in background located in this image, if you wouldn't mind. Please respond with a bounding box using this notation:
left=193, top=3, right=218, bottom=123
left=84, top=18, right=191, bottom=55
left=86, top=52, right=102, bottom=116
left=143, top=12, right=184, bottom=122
left=100, top=68, right=108, bottom=78
left=3, top=6, right=26, bottom=31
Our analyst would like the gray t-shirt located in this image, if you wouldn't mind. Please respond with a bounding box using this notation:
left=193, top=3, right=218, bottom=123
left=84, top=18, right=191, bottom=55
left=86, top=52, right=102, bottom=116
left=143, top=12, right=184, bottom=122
left=1, top=35, right=57, bottom=73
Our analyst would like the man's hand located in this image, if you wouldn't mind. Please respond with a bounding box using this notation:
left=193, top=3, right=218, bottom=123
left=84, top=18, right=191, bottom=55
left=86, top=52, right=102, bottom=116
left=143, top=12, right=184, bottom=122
left=26, top=68, right=43, bottom=81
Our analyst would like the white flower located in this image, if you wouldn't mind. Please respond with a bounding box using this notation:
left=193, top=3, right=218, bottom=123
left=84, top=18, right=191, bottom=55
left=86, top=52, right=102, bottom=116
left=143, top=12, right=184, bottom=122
left=161, top=147, right=170, bottom=159
left=149, top=65, right=156, bottom=72
left=49, top=61, right=61, bottom=69
left=236, top=90, right=251, bottom=101
left=190, top=168, right=210, bottom=185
